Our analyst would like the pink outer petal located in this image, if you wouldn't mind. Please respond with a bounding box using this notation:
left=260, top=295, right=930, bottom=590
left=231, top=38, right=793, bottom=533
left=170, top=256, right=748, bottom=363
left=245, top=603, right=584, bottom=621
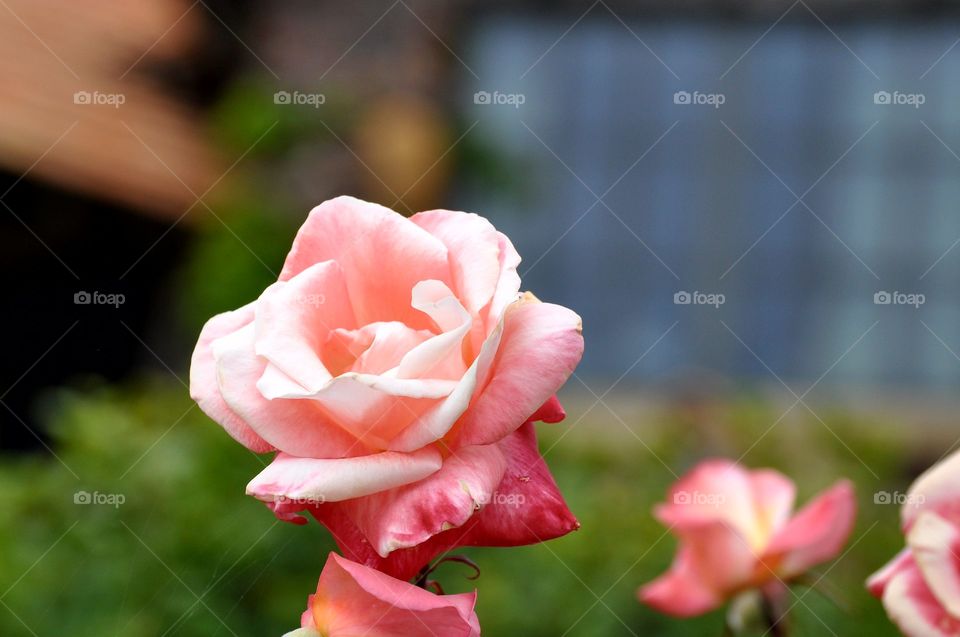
left=904, top=449, right=960, bottom=531
left=638, top=545, right=724, bottom=617
left=212, top=323, right=367, bottom=458
left=311, top=553, right=480, bottom=637
left=641, top=514, right=763, bottom=617
left=453, top=296, right=583, bottom=447
left=909, top=512, right=960, bottom=618
left=868, top=548, right=915, bottom=598
left=529, top=395, right=567, bottom=424
left=189, top=302, right=273, bottom=453
left=764, top=480, right=856, bottom=579
left=312, top=422, right=578, bottom=580
left=452, top=420, right=579, bottom=546
left=882, top=561, right=960, bottom=637
left=486, top=232, right=522, bottom=329
left=410, top=210, right=503, bottom=322
left=245, top=447, right=443, bottom=504
left=279, top=196, right=451, bottom=331
left=335, top=444, right=508, bottom=557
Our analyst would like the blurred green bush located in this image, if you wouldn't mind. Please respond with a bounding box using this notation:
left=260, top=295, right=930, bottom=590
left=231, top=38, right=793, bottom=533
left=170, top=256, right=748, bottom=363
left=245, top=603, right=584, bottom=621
left=0, top=380, right=927, bottom=636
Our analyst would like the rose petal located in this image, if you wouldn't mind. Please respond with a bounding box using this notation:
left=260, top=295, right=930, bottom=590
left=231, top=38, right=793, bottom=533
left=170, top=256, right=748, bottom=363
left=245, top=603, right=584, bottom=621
left=749, top=469, right=797, bottom=545
left=338, top=443, right=507, bottom=557
left=529, top=395, right=567, bottom=424
left=398, top=280, right=472, bottom=381
left=246, top=447, right=443, bottom=504
left=905, top=449, right=960, bottom=531
left=908, top=511, right=960, bottom=618
left=883, top=563, right=960, bottom=637
left=410, top=210, right=502, bottom=320
left=764, top=480, right=856, bottom=578
left=385, top=306, right=504, bottom=453
left=311, top=553, right=479, bottom=637
left=280, top=196, right=450, bottom=330
left=313, top=422, right=578, bottom=580
left=213, top=323, right=366, bottom=457
left=487, top=231, right=522, bottom=327
left=654, top=459, right=765, bottom=549
left=638, top=544, right=724, bottom=617
left=189, top=302, right=273, bottom=452
left=451, top=421, right=579, bottom=546
left=868, top=548, right=915, bottom=598
left=453, top=296, right=584, bottom=447
left=253, top=260, right=356, bottom=394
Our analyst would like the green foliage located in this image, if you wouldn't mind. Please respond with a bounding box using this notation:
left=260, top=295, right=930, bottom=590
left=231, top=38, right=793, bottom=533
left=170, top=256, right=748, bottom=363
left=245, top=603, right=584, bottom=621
left=0, top=381, right=918, bottom=635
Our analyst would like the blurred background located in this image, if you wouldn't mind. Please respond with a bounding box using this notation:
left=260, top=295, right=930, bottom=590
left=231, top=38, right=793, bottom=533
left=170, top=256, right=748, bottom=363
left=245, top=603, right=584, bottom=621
left=2, top=0, right=959, bottom=635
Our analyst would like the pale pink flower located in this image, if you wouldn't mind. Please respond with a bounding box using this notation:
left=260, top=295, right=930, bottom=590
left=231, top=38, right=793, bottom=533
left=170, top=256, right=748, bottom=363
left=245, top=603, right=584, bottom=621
left=639, top=458, right=856, bottom=617
left=190, top=196, right=583, bottom=578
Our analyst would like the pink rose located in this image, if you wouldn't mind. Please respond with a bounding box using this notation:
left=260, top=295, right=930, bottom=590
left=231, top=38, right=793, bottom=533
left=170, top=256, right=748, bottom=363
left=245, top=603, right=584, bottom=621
left=283, top=552, right=480, bottom=637
left=190, top=196, right=583, bottom=579
left=868, top=450, right=960, bottom=637
left=639, top=458, right=856, bottom=617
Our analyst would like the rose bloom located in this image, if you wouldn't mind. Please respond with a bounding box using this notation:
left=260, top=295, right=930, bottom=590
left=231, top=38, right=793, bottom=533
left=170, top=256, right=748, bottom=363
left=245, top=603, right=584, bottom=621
left=190, top=196, right=584, bottom=579
left=639, top=459, right=856, bottom=617
left=868, top=450, right=960, bottom=637
left=283, top=553, right=480, bottom=637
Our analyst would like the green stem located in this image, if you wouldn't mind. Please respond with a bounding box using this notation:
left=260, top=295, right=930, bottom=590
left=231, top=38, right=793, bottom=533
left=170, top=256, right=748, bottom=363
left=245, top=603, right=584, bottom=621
left=761, top=591, right=787, bottom=637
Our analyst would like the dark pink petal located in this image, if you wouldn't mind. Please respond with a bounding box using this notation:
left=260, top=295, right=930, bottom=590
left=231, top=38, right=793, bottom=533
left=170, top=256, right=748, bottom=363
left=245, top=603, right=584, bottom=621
left=529, top=395, right=566, bottom=423
left=336, top=443, right=507, bottom=557
left=312, top=423, right=577, bottom=580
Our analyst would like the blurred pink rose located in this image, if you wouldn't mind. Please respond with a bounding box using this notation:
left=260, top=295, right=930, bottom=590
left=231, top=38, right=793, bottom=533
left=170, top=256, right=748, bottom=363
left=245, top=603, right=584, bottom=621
left=868, top=450, right=960, bottom=637
left=283, top=552, right=480, bottom=637
left=190, top=196, right=583, bottom=579
left=639, top=458, right=856, bottom=617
